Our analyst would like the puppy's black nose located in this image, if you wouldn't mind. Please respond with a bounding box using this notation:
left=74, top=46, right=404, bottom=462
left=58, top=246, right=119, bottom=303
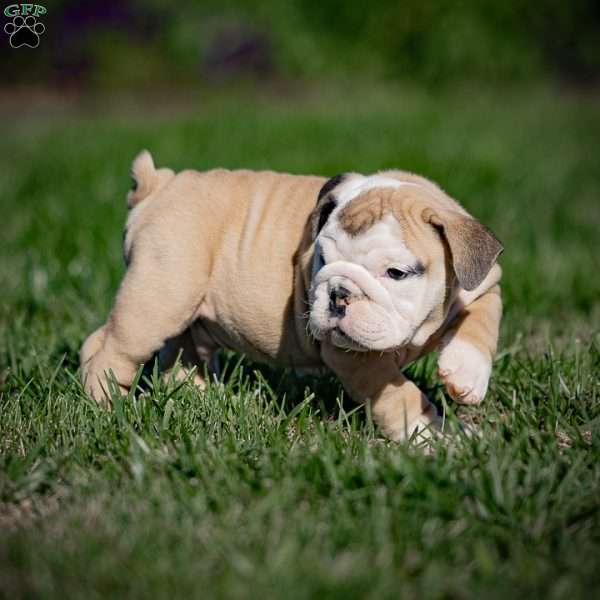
left=329, top=287, right=350, bottom=317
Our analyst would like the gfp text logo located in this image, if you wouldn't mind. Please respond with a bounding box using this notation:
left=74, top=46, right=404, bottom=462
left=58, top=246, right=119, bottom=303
left=4, top=4, right=46, bottom=48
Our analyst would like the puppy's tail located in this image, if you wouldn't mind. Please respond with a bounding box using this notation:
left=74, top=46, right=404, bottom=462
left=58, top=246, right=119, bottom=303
left=127, top=150, right=174, bottom=208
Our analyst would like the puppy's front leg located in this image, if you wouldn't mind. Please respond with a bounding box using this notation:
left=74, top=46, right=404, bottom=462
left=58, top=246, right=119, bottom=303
left=437, top=284, right=502, bottom=405
left=321, top=342, right=440, bottom=442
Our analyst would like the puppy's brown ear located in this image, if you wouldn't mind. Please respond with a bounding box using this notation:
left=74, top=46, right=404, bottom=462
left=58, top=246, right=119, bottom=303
left=425, top=209, right=503, bottom=291
left=312, top=174, right=346, bottom=239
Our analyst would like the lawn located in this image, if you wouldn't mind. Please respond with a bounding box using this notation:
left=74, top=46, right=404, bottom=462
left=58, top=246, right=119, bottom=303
left=1, top=83, right=599, bottom=599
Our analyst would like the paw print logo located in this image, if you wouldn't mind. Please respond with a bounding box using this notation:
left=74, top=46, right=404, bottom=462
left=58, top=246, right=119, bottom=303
left=4, top=15, right=45, bottom=48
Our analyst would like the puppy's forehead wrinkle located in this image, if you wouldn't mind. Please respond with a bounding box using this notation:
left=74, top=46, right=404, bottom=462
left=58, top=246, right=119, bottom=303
left=337, top=188, right=414, bottom=237
left=321, top=209, right=418, bottom=260
left=332, top=171, right=472, bottom=240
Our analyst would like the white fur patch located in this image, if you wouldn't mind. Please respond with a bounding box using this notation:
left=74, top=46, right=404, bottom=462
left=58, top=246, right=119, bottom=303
left=437, top=338, right=491, bottom=405
left=334, top=175, right=422, bottom=206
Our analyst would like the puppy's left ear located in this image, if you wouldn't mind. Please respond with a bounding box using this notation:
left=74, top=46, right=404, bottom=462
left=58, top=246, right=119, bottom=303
left=425, top=208, right=503, bottom=291
left=312, top=174, right=345, bottom=239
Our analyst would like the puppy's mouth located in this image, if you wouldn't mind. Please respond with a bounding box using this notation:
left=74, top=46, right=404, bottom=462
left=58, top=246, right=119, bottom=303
left=330, top=325, right=370, bottom=352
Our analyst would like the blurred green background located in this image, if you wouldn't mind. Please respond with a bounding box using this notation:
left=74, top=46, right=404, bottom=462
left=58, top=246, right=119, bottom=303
left=2, top=0, right=600, bottom=89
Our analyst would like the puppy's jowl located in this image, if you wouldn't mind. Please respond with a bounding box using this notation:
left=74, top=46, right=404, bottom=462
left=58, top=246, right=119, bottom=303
left=81, top=151, right=503, bottom=441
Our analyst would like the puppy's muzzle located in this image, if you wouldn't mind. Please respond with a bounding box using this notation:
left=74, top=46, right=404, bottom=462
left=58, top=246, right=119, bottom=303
left=314, top=261, right=396, bottom=315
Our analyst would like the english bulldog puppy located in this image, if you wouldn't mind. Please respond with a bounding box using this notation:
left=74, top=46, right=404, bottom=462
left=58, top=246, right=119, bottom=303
left=81, top=151, right=503, bottom=441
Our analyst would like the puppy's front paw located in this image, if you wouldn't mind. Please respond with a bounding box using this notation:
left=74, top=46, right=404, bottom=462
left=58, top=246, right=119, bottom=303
left=386, top=403, right=442, bottom=443
left=437, top=338, right=491, bottom=405
left=407, top=403, right=443, bottom=442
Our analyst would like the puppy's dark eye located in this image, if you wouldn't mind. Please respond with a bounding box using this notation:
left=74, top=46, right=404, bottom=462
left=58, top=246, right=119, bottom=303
left=386, top=268, right=409, bottom=280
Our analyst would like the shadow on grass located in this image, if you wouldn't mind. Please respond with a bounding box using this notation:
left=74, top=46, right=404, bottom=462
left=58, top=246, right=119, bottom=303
left=151, top=348, right=448, bottom=425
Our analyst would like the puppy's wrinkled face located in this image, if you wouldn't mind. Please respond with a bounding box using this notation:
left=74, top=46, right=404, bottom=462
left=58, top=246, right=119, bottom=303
left=308, top=173, right=502, bottom=352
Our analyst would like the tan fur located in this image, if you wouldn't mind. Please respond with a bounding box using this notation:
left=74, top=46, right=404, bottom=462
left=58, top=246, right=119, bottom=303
left=81, top=152, right=503, bottom=441
left=338, top=189, right=394, bottom=236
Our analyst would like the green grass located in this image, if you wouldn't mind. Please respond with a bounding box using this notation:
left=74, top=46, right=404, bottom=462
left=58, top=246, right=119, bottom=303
left=1, top=83, right=599, bottom=599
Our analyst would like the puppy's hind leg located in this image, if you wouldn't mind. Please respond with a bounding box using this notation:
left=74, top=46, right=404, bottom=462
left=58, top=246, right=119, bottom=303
left=81, top=229, right=209, bottom=405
